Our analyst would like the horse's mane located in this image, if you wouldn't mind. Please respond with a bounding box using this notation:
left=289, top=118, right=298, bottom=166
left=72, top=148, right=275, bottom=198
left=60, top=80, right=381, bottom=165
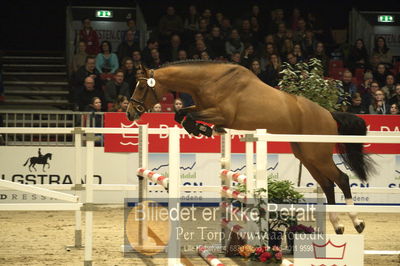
left=158, top=59, right=236, bottom=69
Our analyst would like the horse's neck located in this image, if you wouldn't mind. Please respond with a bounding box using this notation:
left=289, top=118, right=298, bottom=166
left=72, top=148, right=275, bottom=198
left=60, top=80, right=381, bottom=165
left=156, top=66, right=202, bottom=95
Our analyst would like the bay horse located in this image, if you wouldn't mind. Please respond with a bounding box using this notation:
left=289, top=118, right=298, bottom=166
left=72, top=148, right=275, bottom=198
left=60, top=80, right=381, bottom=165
left=126, top=60, right=374, bottom=234
left=23, top=153, right=52, bottom=172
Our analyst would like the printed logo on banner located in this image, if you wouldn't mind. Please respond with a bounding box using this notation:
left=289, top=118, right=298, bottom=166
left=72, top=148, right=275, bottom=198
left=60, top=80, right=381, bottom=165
left=230, top=154, right=279, bottom=178
left=23, top=148, right=53, bottom=172
left=120, top=120, right=141, bottom=146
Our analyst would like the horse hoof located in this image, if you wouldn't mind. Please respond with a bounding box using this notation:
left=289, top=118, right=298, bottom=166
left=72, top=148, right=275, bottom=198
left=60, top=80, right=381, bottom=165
left=355, top=221, right=365, bottom=233
left=335, top=225, right=344, bottom=234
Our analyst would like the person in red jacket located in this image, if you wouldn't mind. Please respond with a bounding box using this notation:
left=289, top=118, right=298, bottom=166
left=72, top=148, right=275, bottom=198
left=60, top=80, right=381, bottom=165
left=79, top=18, right=100, bottom=55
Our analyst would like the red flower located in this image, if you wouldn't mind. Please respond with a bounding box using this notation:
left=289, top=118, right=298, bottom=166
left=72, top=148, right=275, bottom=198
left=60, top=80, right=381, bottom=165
left=255, top=247, right=264, bottom=255
left=259, top=251, right=272, bottom=262
left=275, top=251, right=283, bottom=260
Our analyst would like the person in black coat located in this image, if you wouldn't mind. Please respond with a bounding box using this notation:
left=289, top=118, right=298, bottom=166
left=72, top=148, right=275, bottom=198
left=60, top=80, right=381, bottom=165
left=347, top=39, right=369, bottom=71
left=77, top=76, right=104, bottom=111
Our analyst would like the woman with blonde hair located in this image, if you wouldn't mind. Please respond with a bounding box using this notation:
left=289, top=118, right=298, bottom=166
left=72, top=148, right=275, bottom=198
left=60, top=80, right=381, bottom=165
left=111, top=95, right=129, bottom=112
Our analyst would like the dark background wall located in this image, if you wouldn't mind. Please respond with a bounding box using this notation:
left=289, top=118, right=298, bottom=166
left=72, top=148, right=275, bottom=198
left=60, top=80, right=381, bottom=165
left=1, top=0, right=400, bottom=51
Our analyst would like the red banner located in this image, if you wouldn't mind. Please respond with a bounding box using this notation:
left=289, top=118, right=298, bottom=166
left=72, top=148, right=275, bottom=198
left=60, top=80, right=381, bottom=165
left=104, top=113, right=399, bottom=154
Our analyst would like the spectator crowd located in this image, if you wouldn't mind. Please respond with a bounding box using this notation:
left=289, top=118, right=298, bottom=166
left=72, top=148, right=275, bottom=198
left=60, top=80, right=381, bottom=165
left=70, top=4, right=400, bottom=116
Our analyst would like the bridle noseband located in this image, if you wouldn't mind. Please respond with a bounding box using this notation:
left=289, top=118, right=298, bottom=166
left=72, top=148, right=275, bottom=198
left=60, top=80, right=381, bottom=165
left=129, top=69, right=159, bottom=114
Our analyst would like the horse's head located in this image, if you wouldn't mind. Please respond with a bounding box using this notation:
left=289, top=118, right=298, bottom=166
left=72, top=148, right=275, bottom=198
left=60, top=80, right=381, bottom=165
left=126, top=66, right=159, bottom=121
left=47, top=153, right=52, bottom=160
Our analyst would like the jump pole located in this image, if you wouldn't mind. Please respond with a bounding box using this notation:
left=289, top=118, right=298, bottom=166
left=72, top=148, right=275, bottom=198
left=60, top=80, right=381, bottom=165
left=138, top=125, right=149, bottom=246
left=84, top=133, right=95, bottom=266
left=73, top=128, right=83, bottom=248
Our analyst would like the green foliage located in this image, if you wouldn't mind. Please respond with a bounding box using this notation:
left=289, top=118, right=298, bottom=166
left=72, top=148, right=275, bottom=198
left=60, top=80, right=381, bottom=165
left=279, top=58, right=348, bottom=111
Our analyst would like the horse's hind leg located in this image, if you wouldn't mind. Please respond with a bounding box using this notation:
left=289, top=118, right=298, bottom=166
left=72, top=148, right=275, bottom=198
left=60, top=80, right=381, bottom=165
left=334, top=169, right=365, bottom=233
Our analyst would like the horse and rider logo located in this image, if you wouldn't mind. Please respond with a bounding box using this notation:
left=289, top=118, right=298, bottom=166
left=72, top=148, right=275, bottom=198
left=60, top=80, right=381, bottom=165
left=23, top=148, right=53, bottom=172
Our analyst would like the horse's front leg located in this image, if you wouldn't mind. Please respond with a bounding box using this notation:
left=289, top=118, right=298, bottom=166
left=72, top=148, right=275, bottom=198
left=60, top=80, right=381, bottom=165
left=189, top=108, right=228, bottom=135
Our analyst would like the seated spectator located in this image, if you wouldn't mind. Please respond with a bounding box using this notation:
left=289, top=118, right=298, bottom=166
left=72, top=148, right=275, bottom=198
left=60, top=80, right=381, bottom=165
left=225, top=29, right=244, bottom=57
left=274, top=22, right=287, bottom=49
left=381, top=74, right=396, bottom=99
left=250, top=16, right=262, bottom=44
left=78, top=18, right=99, bottom=55
left=301, top=29, right=317, bottom=58
left=84, top=97, right=103, bottom=135
left=162, top=34, right=183, bottom=62
left=152, top=103, right=163, bottom=112
left=183, top=5, right=200, bottom=34
left=121, top=57, right=136, bottom=92
left=206, top=26, right=226, bottom=59
left=71, top=56, right=102, bottom=104
left=240, top=19, right=255, bottom=46
left=117, top=30, right=139, bottom=63
left=265, top=54, right=282, bottom=87
left=293, top=18, right=307, bottom=43
left=347, top=39, right=369, bottom=71
left=78, top=77, right=104, bottom=111
left=132, top=50, right=144, bottom=70
left=389, top=83, right=400, bottom=106
left=142, top=39, right=159, bottom=66
left=372, top=36, right=393, bottom=68
left=198, top=18, right=210, bottom=36
left=200, top=51, right=211, bottom=60
left=362, top=80, right=380, bottom=112
left=260, top=43, right=277, bottom=71
left=111, top=95, right=129, bottom=112
left=309, top=42, right=329, bottom=76
left=190, top=40, right=214, bottom=59
left=220, top=17, right=232, bottom=40
left=147, top=48, right=163, bottom=69
left=201, top=8, right=214, bottom=29
left=250, top=59, right=268, bottom=84
left=84, top=96, right=102, bottom=112
left=71, top=41, right=88, bottom=73
left=389, top=103, right=399, bottom=115
left=240, top=43, right=256, bottom=68
left=346, top=93, right=367, bottom=114
left=178, top=49, right=188, bottom=61
left=96, top=41, right=119, bottom=74
left=293, top=43, right=305, bottom=62
left=280, top=38, right=294, bottom=59
left=369, top=89, right=389, bottom=114
left=229, top=52, right=241, bottom=64
left=286, top=52, right=298, bottom=67
left=373, top=63, right=392, bottom=88
left=174, top=98, right=184, bottom=112
left=104, top=69, right=130, bottom=108
left=358, top=71, right=373, bottom=96
left=342, top=70, right=358, bottom=96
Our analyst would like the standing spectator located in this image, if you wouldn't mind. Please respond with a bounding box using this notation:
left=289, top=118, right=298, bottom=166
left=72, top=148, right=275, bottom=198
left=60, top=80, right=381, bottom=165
left=373, top=63, right=392, bottom=88
left=122, top=18, right=140, bottom=47
left=389, top=103, right=400, bottom=115
left=96, top=41, right=119, bottom=74
left=159, top=6, right=183, bottom=42
left=346, top=93, right=367, bottom=114
left=347, top=39, right=369, bottom=71
left=117, top=30, right=139, bottom=63
left=71, top=41, right=88, bottom=73
left=372, top=36, right=393, bottom=67
left=206, top=26, right=226, bottom=59
left=104, top=69, right=130, bottom=108
left=369, top=89, right=389, bottom=114
left=121, top=57, right=136, bottom=92
left=381, top=74, right=396, bottom=99
left=250, top=59, right=268, bottom=84
left=309, top=42, right=329, bottom=76
left=78, top=18, right=99, bottom=55
left=78, top=76, right=104, bottom=111
left=225, top=29, right=244, bottom=56
left=342, top=70, right=358, bottom=96
left=265, top=54, right=282, bottom=87
left=183, top=5, right=200, bottom=34
left=142, top=39, right=159, bottom=66
left=389, top=84, right=400, bottom=106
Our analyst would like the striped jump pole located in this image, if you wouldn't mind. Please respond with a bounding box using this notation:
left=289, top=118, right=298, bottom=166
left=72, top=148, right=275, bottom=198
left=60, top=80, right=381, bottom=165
left=137, top=168, right=169, bottom=190
left=219, top=169, right=247, bottom=184
left=198, top=245, right=225, bottom=266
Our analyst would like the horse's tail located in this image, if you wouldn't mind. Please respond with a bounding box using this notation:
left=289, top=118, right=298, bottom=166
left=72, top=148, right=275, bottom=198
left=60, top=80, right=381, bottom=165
left=331, top=112, right=375, bottom=181
left=23, top=158, right=30, bottom=166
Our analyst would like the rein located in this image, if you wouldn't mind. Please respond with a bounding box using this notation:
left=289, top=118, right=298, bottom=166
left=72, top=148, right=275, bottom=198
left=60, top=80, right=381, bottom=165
left=129, top=69, right=159, bottom=114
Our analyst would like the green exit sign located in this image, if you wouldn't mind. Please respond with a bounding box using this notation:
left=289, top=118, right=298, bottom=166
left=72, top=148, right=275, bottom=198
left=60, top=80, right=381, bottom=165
left=96, top=10, right=113, bottom=18
left=378, top=15, right=394, bottom=23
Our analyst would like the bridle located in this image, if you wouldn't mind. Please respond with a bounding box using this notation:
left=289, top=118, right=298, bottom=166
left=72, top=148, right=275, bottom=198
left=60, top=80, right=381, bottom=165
left=129, top=69, right=159, bottom=114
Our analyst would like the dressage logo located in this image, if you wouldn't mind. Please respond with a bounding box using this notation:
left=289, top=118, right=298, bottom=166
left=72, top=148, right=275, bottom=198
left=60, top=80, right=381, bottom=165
left=23, top=148, right=53, bottom=172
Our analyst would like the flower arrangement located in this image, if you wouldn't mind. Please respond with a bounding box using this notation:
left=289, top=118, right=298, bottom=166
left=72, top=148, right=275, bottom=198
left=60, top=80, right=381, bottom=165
left=287, top=224, right=315, bottom=234
left=239, top=244, right=283, bottom=264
